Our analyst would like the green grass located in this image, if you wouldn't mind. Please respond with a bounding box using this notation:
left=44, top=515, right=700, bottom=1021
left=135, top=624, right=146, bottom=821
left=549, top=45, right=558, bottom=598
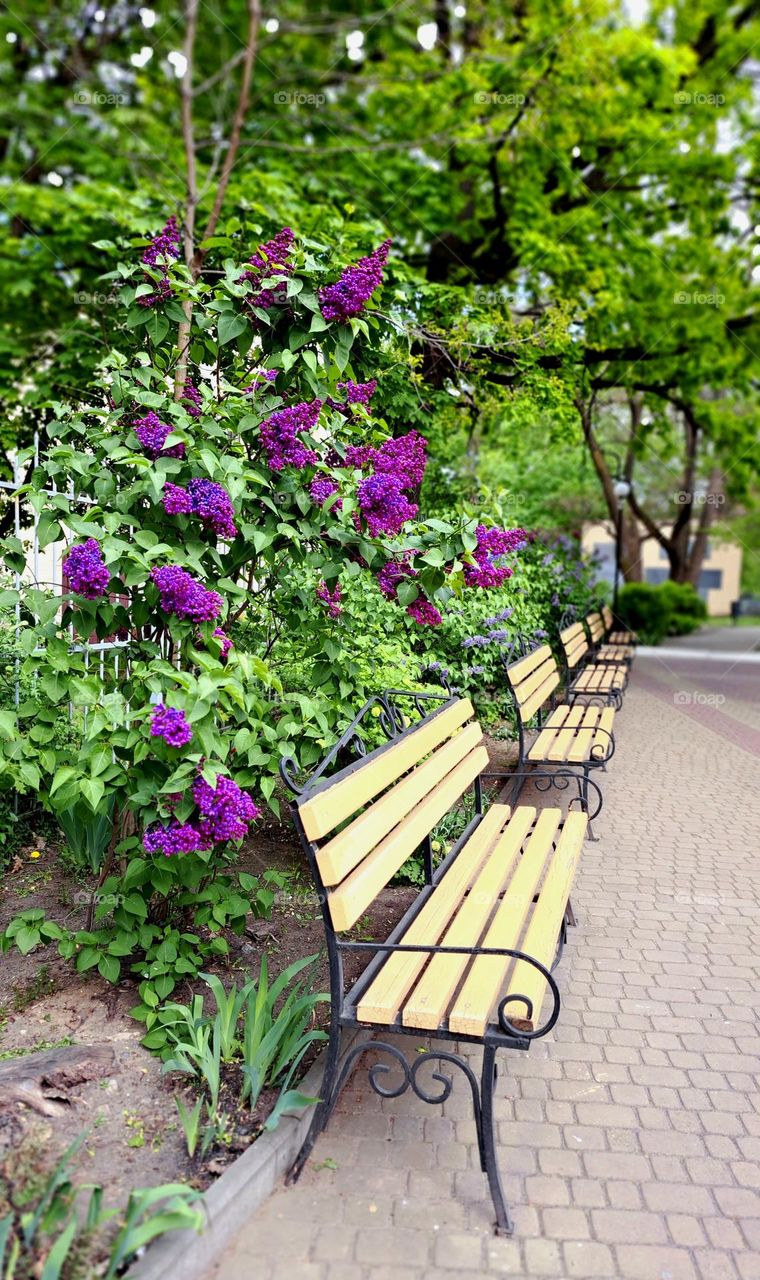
left=701, top=615, right=760, bottom=628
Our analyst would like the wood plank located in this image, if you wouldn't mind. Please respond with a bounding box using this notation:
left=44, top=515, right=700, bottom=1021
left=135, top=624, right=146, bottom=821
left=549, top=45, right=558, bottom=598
left=564, top=638, right=588, bottom=669
left=299, top=698, right=475, bottom=840
left=546, top=705, right=595, bottom=761
left=520, top=668, right=561, bottom=722
left=564, top=707, right=602, bottom=762
left=586, top=613, right=604, bottom=642
left=507, top=644, right=553, bottom=686
left=447, top=809, right=565, bottom=1036
left=511, top=650, right=555, bottom=703
left=317, top=721, right=483, bottom=886
left=327, top=745, right=488, bottom=932
left=355, top=802, right=513, bottom=1024
left=527, top=704, right=570, bottom=760
left=400, top=806, right=542, bottom=1030
left=499, top=811, right=587, bottom=1031
left=593, top=707, right=615, bottom=756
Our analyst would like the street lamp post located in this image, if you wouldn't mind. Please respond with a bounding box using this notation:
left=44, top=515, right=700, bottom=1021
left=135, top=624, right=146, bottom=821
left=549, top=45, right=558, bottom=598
left=612, top=475, right=632, bottom=614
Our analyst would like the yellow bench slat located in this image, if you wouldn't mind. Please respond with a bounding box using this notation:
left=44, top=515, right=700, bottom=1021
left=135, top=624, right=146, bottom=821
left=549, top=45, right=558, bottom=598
left=447, top=809, right=565, bottom=1036
left=299, top=698, right=474, bottom=841
left=527, top=704, right=571, bottom=760
left=546, top=705, right=595, bottom=761
left=520, top=669, right=561, bottom=722
left=400, top=806, right=540, bottom=1030
left=355, top=803, right=512, bottom=1025
left=317, top=721, right=483, bottom=887
left=500, top=811, right=587, bottom=1031
left=327, top=744, right=488, bottom=931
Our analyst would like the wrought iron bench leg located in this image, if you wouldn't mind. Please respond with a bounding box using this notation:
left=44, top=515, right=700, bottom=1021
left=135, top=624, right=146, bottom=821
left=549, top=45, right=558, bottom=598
left=286, top=1022, right=344, bottom=1184
left=481, top=1044, right=512, bottom=1235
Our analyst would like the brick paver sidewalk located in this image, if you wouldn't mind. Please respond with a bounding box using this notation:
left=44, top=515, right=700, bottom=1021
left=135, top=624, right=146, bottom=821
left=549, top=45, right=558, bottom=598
left=209, top=655, right=760, bottom=1280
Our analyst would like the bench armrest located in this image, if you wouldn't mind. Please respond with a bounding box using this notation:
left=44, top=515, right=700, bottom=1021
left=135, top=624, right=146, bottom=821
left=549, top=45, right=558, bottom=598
left=480, top=768, right=605, bottom=812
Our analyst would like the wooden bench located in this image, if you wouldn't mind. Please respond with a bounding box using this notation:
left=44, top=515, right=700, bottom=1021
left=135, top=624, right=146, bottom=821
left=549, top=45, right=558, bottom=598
left=559, top=621, right=627, bottom=709
left=502, top=642, right=614, bottom=824
left=279, top=691, right=589, bottom=1235
left=599, top=604, right=637, bottom=655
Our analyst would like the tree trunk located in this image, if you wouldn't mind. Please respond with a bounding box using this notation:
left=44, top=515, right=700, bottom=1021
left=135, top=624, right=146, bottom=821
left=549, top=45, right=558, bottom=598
left=684, top=467, right=724, bottom=587
left=619, top=508, right=642, bottom=582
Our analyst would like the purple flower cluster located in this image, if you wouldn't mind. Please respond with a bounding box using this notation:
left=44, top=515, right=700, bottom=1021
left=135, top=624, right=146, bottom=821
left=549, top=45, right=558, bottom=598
left=163, top=479, right=237, bottom=540
left=372, top=430, right=427, bottom=488
left=343, top=444, right=376, bottom=469
left=151, top=565, right=222, bottom=623
left=133, top=411, right=186, bottom=460
left=337, top=379, right=377, bottom=406
left=316, top=580, right=342, bottom=619
left=150, top=703, right=193, bottom=748
left=137, top=216, right=181, bottom=307
left=310, top=476, right=342, bottom=510
left=243, top=369, right=278, bottom=393
left=181, top=382, right=202, bottom=418
left=357, top=472, right=418, bottom=538
left=143, top=773, right=260, bottom=857
left=406, top=598, right=442, bottom=626
left=194, top=773, right=261, bottom=843
left=464, top=526, right=528, bottom=589
left=63, top=538, right=110, bottom=599
left=213, top=628, right=233, bottom=660
left=240, top=227, right=295, bottom=311
left=260, top=400, right=321, bottom=470
left=319, top=240, right=391, bottom=324
left=377, top=556, right=417, bottom=600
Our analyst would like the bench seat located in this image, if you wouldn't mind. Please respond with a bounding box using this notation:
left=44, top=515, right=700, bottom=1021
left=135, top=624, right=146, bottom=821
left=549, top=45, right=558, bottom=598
left=354, top=803, right=587, bottom=1036
left=609, top=629, right=636, bottom=645
left=596, top=643, right=634, bottom=662
left=570, top=663, right=627, bottom=698
left=528, top=703, right=615, bottom=763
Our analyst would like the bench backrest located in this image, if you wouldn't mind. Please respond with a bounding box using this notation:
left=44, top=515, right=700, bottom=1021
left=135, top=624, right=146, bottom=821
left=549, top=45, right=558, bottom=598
left=294, top=698, right=487, bottom=932
left=586, top=611, right=604, bottom=644
left=504, top=643, right=560, bottom=721
left=559, top=621, right=589, bottom=671
left=602, top=604, right=613, bottom=632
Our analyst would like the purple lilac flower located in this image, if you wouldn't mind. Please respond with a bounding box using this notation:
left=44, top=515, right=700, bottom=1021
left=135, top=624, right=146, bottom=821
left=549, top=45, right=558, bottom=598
left=243, top=369, right=278, bottom=393
left=542, top=553, right=555, bottom=567
left=488, top=629, right=509, bottom=641
left=406, top=599, right=442, bottom=626
left=464, top=526, right=528, bottom=589
left=259, top=400, right=321, bottom=470
left=162, top=482, right=193, bottom=516
left=144, top=820, right=208, bottom=856
left=319, top=240, right=391, bottom=324
left=150, top=704, right=193, bottom=748
left=137, top=216, right=181, bottom=308
left=377, top=556, right=417, bottom=600
left=193, top=774, right=261, bottom=843
left=337, top=379, right=377, bottom=406
left=240, top=228, right=295, bottom=311
left=357, top=473, right=418, bottom=537
left=162, top=479, right=237, bottom=540
left=310, top=476, right=342, bottom=510
left=151, top=565, right=223, bottom=623
left=212, top=628, right=233, bottom=660
left=316, top=580, right=342, bottom=619
left=551, top=592, right=560, bottom=607
left=343, top=444, right=375, bottom=469
left=372, top=430, right=427, bottom=488
left=469, top=665, right=485, bottom=675
left=133, top=411, right=186, bottom=460
left=181, top=381, right=202, bottom=418
left=63, top=538, right=110, bottom=599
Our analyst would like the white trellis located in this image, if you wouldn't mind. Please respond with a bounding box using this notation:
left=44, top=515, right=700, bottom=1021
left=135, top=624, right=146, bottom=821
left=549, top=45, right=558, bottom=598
left=0, top=433, right=130, bottom=715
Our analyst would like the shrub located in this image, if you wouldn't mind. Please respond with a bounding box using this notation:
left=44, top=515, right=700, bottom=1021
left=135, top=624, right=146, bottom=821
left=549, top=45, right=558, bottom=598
left=616, top=581, right=707, bottom=644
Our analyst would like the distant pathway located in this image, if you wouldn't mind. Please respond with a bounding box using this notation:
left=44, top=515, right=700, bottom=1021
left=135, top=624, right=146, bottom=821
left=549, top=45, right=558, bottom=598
left=207, top=653, right=760, bottom=1280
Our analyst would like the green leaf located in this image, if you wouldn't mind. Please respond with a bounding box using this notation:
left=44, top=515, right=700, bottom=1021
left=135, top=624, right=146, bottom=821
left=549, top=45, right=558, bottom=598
left=217, top=312, right=248, bottom=345
left=98, top=954, right=121, bottom=983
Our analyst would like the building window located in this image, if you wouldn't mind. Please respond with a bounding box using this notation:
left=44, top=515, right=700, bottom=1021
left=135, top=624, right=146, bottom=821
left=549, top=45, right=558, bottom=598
left=645, top=568, right=669, bottom=585
left=698, top=569, right=722, bottom=592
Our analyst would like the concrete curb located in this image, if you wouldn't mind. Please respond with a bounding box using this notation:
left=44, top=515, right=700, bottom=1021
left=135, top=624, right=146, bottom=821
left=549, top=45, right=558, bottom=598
left=638, top=645, right=760, bottom=662
left=128, top=1028, right=369, bottom=1280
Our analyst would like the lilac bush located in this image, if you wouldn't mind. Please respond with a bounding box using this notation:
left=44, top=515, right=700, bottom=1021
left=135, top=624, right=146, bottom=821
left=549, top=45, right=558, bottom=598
left=0, top=222, right=530, bottom=1022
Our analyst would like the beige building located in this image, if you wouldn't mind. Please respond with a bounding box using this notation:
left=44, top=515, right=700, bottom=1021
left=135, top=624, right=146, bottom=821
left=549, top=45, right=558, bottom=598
left=582, top=522, right=743, bottom=617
